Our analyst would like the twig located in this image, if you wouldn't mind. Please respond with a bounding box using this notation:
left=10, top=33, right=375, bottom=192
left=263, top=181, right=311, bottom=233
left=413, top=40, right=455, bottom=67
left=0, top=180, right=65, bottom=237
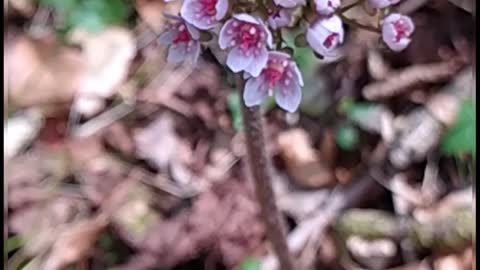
left=71, top=102, right=135, bottom=138
left=335, top=207, right=473, bottom=252
left=237, top=75, right=296, bottom=270
left=362, top=60, right=462, bottom=100
left=337, top=0, right=364, bottom=14
left=261, top=170, right=384, bottom=270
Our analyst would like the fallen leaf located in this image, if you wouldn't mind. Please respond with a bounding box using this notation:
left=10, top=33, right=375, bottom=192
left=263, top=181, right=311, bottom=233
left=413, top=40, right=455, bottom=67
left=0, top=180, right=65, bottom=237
left=8, top=0, right=35, bottom=17
left=70, top=27, right=136, bottom=116
left=4, top=109, right=44, bottom=160
left=42, top=215, right=109, bottom=270
left=111, top=182, right=161, bottom=246
left=8, top=196, right=89, bottom=257
left=6, top=35, right=85, bottom=111
left=277, top=129, right=336, bottom=188
left=434, top=249, right=474, bottom=270
left=103, top=122, right=135, bottom=155
left=134, top=113, right=178, bottom=170
left=136, top=0, right=181, bottom=33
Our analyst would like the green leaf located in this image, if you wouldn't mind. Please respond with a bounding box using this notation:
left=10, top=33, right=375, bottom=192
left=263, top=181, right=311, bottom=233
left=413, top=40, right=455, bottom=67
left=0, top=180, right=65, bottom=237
left=227, top=91, right=243, bottom=132
left=41, top=0, right=131, bottom=33
left=69, top=0, right=130, bottom=32
left=5, top=235, right=24, bottom=257
left=281, top=26, right=330, bottom=116
left=240, top=257, right=261, bottom=270
left=338, top=98, right=384, bottom=132
left=281, top=27, right=317, bottom=77
left=336, top=124, right=359, bottom=151
left=441, top=100, right=476, bottom=158
left=40, top=0, right=77, bottom=12
left=339, top=98, right=378, bottom=124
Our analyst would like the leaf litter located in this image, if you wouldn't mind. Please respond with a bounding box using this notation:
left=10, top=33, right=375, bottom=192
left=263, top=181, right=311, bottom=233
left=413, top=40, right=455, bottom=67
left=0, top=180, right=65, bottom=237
left=4, top=0, right=475, bottom=270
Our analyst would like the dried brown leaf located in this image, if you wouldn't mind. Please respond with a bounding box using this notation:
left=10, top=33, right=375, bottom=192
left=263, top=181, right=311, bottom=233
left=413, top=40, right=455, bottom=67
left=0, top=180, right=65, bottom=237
left=434, top=254, right=464, bottom=270
left=6, top=35, right=85, bottom=111
left=4, top=109, right=44, bottom=160
left=141, top=180, right=263, bottom=268
left=277, top=129, right=336, bottom=188
left=43, top=215, right=108, bottom=270
left=103, top=122, right=135, bottom=155
left=111, top=182, right=161, bottom=246
left=7, top=0, right=35, bottom=17
left=134, top=113, right=178, bottom=170
left=70, top=27, right=136, bottom=116
left=136, top=0, right=181, bottom=33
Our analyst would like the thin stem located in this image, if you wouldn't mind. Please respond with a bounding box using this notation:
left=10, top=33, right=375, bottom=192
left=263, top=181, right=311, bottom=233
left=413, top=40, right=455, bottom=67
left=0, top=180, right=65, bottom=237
left=236, top=75, right=296, bottom=270
left=338, top=13, right=381, bottom=34
left=337, top=0, right=364, bottom=14
left=274, top=29, right=283, bottom=50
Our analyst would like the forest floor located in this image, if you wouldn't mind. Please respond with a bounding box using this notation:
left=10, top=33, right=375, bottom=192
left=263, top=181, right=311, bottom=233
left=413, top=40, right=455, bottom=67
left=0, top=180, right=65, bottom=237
left=5, top=0, right=476, bottom=269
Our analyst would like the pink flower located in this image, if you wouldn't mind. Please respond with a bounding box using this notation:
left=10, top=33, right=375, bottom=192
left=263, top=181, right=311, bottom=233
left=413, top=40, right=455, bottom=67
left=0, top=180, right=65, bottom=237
left=273, top=0, right=305, bottom=9
left=314, top=0, right=341, bottom=15
left=368, top=0, right=401, bottom=9
left=219, top=14, right=273, bottom=77
left=180, top=0, right=229, bottom=30
left=306, top=15, right=344, bottom=57
left=244, top=51, right=304, bottom=112
left=382, top=13, right=414, bottom=52
left=267, top=9, right=292, bottom=30
left=159, top=15, right=201, bottom=65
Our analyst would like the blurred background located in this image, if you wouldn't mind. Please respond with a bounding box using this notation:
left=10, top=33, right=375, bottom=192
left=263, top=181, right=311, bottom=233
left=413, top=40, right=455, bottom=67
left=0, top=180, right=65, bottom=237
left=4, top=0, right=475, bottom=269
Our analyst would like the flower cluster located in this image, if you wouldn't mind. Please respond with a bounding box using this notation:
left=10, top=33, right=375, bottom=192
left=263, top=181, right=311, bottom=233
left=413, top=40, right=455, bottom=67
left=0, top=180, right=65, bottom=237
left=160, top=0, right=414, bottom=112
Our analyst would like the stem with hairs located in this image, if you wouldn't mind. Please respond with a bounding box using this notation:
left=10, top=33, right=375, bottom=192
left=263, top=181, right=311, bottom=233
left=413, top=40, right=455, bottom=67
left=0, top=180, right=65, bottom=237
left=237, top=75, right=296, bottom=270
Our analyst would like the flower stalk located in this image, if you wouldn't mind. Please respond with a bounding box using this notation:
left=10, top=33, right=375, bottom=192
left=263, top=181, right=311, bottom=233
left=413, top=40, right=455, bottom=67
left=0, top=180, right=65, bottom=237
left=237, top=75, right=296, bottom=270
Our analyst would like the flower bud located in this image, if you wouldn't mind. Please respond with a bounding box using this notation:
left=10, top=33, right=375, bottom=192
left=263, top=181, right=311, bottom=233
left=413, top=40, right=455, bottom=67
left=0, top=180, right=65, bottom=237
left=306, top=15, right=344, bottom=57
left=180, top=0, right=229, bottom=30
left=314, top=0, right=341, bottom=16
left=381, top=13, right=414, bottom=52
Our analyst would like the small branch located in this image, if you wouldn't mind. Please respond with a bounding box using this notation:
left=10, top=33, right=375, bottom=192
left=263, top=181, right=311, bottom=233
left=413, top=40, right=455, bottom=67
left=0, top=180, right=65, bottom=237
left=362, top=60, right=463, bottom=100
left=337, top=0, right=364, bottom=14
left=335, top=207, right=473, bottom=252
left=261, top=170, right=384, bottom=270
left=236, top=75, right=296, bottom=270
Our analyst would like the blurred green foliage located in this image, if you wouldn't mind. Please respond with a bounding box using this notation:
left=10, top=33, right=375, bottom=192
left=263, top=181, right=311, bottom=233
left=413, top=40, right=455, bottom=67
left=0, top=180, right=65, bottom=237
left=240, top=257, right=261, bottom=270
left=40, top=0, right=131, bottom=33
left=278, top=27, right=329, bottom=115
left=228, top=91, right=244, bottom=132
left=441, top=100, right=476, bottom=158
left=5, top=235, right=24, bottom=258
left=336, top=124, right=359, bottom=151
left=339, top=98, right=379, bottom=125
